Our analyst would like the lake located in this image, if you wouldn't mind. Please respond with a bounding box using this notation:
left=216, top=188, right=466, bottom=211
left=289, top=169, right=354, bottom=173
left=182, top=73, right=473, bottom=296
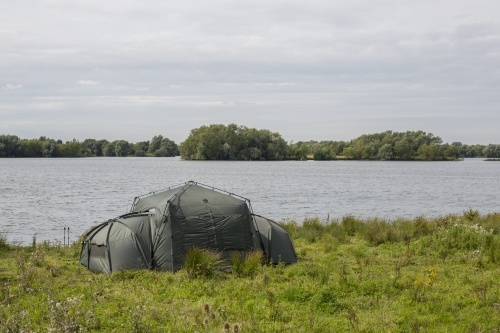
left=0, top=157, right=498, bottom=245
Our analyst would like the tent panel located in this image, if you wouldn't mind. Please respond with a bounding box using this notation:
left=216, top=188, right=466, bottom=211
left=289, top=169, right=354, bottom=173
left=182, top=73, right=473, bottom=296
left=131, top=187, right=181, bottom=213
left=88, top=256, right=110, bottom=274
left=89, top=224, right=111, bottom=245
left=254, top=215, right=298, bottom=264
left=179, top=184, right=247, bottom=209
left=153, top=218, right=174, bottom=271
left=254, top=216, right=271, bottom=253
left=218, top=215, right=254, bottom=250
left=108, top=236, right=149, bottom=272
left=115, top=215, right=153, bottom=263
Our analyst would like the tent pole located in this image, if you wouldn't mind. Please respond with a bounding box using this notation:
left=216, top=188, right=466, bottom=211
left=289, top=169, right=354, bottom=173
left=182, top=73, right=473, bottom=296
left=105, top=221, right=114, bottom=273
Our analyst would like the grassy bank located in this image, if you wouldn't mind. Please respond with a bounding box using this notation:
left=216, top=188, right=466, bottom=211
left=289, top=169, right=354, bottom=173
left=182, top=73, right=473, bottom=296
left=1, top=211, right=499, bottom=332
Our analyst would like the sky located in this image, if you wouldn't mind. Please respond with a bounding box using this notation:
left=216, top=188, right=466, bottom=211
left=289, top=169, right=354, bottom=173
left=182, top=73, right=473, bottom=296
left=1, top=0, right=499, bottom=145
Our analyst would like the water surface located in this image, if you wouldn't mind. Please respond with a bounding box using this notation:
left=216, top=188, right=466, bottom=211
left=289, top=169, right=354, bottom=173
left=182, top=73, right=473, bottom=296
left=0, top=158, right=498, bottom=244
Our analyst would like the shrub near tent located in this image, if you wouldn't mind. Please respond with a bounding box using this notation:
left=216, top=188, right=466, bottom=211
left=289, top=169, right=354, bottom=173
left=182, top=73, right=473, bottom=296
left=80, top=181, right=297, bottom=273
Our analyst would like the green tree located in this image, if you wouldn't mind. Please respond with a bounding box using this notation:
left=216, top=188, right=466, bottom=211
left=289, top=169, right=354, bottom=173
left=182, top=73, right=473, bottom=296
left=394, top=137, right=414, bottom=160
left=148, top=135, right=163, bottom=154
left=102, top=142, right=116, bottom=156
left=56, top=141, right=82, bottom=157
left=155, top=137, right=179, bottom=157
left=113, top=140, right=130, bottom=157
left=20, top=139, right=43, bottom=157
left=0, top=134, right=21, bottom=157
left=416, top=144, right=443, bottom=161
left=179, top=124, right=287, bottom=161
left=377, top=143, right=393, bottom=160
left=134, top=141, right=149, bottom=156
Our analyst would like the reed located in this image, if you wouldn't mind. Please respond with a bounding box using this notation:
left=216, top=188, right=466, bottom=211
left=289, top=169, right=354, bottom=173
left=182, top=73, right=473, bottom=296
left=0, top=212, right=498, bottom=332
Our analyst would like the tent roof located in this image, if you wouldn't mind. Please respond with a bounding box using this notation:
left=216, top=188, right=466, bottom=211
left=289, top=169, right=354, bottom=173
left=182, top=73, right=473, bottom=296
left=130, top=181, right=252, bottom=215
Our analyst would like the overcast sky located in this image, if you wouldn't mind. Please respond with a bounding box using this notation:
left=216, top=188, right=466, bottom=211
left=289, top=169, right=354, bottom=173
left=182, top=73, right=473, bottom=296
left=1, top=0, right=499, bottom=145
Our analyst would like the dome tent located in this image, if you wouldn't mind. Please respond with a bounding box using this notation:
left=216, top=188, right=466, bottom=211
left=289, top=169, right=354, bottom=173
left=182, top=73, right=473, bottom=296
left=80, top=181, right=297, bottom=273
left=253, top=214, right=298, bottom=265
left=80, top=212, right=153, bottom=274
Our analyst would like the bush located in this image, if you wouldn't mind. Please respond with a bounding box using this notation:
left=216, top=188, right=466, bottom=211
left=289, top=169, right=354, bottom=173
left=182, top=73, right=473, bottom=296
left=363, top=219, right=399, bottom=246
left=341, top=215, right=363, bottom=236
left=184, top=247, right=221, bottom=278
left=230, top=251, right=263, bottom=277
left=296, top=218, right=326, bottom=243
left=0, top=233, right=8, bottom=250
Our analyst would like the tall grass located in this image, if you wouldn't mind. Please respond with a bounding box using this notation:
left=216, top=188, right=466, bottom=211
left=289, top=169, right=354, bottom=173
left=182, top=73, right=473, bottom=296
left=184, top=247, right=222, bottom=278
left=0, top=212, right=499, bottom=332
left=0, top=233, right=8, bottom=251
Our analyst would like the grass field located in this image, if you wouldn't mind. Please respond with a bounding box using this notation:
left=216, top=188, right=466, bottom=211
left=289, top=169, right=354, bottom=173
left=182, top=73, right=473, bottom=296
left=1, top=211, right=499, bottom=332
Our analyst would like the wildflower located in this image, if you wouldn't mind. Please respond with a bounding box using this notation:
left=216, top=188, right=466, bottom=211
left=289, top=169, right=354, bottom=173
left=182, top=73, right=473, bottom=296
left=427, top=267, right=437, bottom=279
left=413, top=277, right=424, bottom=287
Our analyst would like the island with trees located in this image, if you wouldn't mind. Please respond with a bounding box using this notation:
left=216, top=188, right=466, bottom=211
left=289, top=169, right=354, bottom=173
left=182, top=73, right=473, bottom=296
left=1, top=124, right=499, bottom=161
left=0, top=134, right=179, bottom=158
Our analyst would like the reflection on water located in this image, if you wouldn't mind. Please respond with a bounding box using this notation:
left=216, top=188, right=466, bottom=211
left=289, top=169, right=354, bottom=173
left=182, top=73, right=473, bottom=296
left=0, top=157, right=498, bottom=244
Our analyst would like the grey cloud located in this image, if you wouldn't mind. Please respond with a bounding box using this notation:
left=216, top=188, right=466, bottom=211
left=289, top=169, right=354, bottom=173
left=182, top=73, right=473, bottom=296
left=1, top=0, right=499, bottom=144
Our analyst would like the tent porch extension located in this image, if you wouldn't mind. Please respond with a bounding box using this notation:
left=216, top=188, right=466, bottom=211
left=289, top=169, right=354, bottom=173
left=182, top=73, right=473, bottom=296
left=80, top=181, right=297, bottom=273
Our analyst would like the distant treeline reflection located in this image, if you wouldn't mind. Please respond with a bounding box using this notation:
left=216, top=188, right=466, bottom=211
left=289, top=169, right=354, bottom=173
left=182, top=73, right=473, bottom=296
left=1, top=124, right=499, bottom=160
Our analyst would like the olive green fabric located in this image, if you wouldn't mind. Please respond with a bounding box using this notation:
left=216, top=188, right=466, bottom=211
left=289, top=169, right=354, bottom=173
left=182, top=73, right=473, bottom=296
left=253, top=214, right=298, bottom=265
left=132, top=183, right=258, bottom=272
left=81, top=181, right=297, bottom=273
left=80, top=213, right=152, bottom=274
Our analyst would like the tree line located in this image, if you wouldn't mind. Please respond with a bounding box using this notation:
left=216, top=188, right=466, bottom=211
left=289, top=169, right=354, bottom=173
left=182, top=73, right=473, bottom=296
left=179, top=124, right=287, bottom=160
left=1, top=126, right=499, bottom=160
left=288, top=130, right=500, bottom=161
left=0, top=134, right=179, bottom=158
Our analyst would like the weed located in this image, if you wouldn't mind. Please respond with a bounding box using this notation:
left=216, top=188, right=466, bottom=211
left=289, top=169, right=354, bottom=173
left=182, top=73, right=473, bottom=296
left=412, top=267, right=438, bottom=301
left=184, top=247, right=221, bottom=278
left=464, top=209, right=480, bottom=221
left=346, top=307, right=359, bottom=331
left=0, top=213, right=499, bottom=332
left=267, top=290, right=281, bottom=320
left=230, top=251, right=262, bottom=277
left=341, top=215, right=363, bottom=236
left=14, top=246, right=45, bottom=292
left=47, top=293, right=98, bottom=332
left=339, top=260, right=349, bottom=286
left=299, top=218, right=325, bottom=242
left=284, top=286, right=313, bottom=303
left=363, top=219, right=399, bottom=245
left=0, top=233, right=8, bottom=251
left=31, top=234, right=37, bottom=248
left=127, top=305, right=149, bottom=333
left=315, top=287, right=343, bottom=313
left=472, top=283, right=488, bottom=302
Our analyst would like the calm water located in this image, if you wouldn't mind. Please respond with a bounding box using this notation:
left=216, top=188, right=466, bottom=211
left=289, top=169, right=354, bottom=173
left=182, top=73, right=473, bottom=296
left=0, top=158, right=499, bottom=245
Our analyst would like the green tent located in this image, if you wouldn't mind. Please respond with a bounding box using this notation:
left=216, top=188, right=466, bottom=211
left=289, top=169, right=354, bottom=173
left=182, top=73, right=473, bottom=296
left=80, top=181, right=297, bottom=273
left=253, top=214, right=298, bottom=265
left=80, top=212, right=153, bottom=274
